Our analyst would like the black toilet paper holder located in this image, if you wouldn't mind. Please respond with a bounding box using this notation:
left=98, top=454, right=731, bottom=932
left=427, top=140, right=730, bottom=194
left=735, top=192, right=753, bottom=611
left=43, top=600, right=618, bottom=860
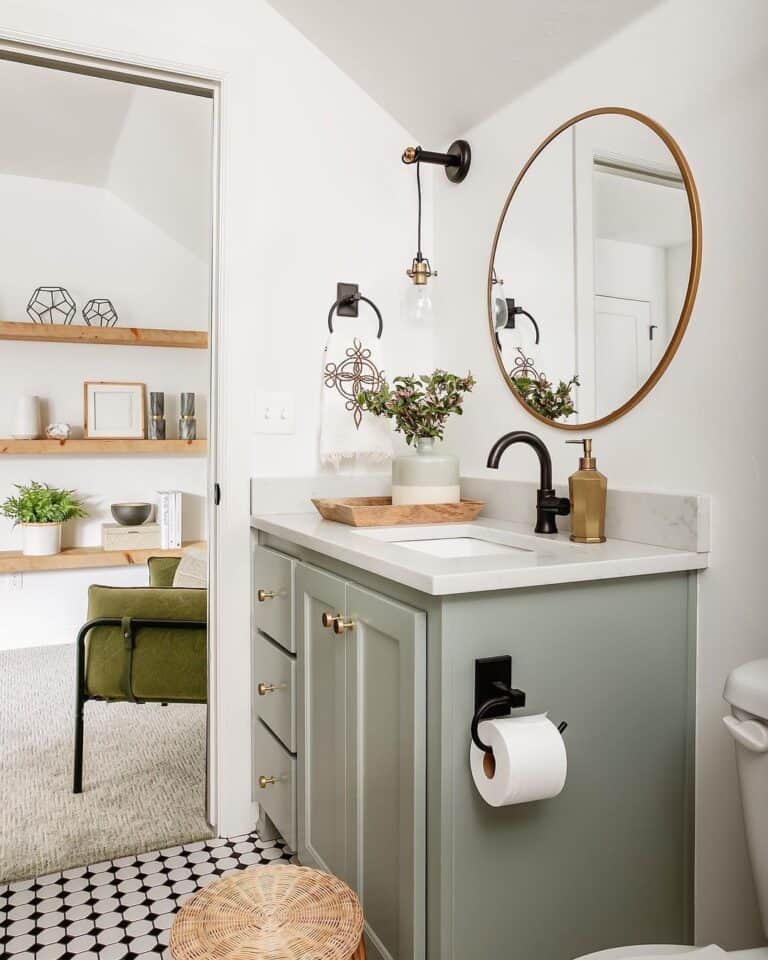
left=471, top=656, right=567, bottom=755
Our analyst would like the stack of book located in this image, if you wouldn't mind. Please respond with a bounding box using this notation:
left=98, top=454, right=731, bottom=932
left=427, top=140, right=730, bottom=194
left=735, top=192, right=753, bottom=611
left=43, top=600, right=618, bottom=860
left=157, top=490, right=182, bottom=549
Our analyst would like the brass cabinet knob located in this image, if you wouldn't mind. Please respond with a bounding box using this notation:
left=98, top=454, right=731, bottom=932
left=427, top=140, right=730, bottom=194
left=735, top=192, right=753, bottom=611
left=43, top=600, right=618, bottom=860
left=321, top=612, right=339, bottom=629
left=257, top=682, right=277, bottom=696
left=257, top=589, right=276, bottom=602
left=258, top=775, right=278, bottom=788
left=333, top=618, right=355, bottom=634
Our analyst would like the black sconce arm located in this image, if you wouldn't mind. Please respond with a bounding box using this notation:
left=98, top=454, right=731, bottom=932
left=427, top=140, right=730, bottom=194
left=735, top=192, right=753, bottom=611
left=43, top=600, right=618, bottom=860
left=402, top=139, right=471, bottom=183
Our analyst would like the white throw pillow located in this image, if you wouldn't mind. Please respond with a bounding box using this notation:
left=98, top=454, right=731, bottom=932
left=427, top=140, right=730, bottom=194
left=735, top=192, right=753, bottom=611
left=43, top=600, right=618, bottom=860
left=172, top=546, right=208, bottom=589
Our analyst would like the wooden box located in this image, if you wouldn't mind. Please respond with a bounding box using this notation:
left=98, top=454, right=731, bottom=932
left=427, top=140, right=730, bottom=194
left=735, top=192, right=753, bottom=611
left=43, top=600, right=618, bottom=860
left=102, top=522, right=161, bottom=551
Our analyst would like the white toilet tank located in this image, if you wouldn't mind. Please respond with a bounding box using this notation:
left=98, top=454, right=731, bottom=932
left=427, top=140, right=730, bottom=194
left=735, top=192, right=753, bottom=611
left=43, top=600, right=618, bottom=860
left=724, top=658, right=768, bottom=938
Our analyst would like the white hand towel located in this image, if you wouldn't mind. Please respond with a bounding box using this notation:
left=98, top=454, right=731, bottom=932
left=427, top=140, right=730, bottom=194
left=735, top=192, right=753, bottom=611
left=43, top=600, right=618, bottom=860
left=320, top=333, right=392, bottom=468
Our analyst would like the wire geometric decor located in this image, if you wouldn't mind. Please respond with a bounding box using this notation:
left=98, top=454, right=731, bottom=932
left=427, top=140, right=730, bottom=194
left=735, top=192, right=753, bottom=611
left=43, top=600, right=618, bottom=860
left=83, top=298, right=119, bottom=328
left=26, top=286, right=76, bottom=325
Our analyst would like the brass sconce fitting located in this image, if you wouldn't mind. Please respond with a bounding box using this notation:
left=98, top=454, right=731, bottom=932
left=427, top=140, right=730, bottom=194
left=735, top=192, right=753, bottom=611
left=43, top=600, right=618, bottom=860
left=406, top=257, right=436, bottom=284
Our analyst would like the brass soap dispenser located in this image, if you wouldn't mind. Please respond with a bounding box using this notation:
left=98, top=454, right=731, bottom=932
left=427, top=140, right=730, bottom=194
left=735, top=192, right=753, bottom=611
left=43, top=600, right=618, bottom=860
left=566, top=438, right=607, bottom=543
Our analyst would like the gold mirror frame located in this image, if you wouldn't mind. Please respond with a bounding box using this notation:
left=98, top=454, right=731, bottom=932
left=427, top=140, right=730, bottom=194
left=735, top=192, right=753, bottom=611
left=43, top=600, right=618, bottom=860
left=487, top=106, right=702, bottom=431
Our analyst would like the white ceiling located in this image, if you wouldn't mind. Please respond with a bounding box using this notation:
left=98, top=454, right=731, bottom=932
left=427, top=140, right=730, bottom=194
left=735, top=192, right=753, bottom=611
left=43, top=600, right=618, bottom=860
left=265, top=0, right=663, bottom=142
left=0, top=58, right=212, bottom=260
left=0, top=59, right=133, bottom=185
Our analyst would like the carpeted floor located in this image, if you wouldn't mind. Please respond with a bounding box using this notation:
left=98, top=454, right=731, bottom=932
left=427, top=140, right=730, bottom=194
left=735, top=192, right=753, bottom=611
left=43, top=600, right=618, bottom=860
left=0, top=643, right=213, bottom=883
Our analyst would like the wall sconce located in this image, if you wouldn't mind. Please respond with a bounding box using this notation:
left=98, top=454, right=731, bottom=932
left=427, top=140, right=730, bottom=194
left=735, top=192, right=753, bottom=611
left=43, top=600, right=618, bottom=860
left=492, top=269, right=540, bottom=347
left=400, top=140, right=471, bottom=325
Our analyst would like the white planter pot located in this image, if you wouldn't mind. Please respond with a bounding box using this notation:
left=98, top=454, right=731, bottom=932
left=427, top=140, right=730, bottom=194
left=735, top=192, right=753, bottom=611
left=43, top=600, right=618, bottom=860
left=21, top=522, right=62, bottom=556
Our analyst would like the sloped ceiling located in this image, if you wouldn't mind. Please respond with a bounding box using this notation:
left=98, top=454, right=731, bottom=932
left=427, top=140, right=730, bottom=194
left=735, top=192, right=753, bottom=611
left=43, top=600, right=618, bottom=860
left=0, top=58, right=132, bottom=185
left=0, top=58, right=211, bottom=260
left=265, top=0, right=663, bottom=142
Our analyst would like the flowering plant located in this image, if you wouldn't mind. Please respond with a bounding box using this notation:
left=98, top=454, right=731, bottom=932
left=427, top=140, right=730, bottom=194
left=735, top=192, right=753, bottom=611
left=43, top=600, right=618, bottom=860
left=358, top=369, right=476, bottom=446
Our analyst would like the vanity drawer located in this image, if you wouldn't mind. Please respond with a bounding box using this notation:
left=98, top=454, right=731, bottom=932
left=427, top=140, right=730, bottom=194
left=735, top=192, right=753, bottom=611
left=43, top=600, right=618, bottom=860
left=252, top=544, right=295, bottom=652
left=253, top=632, right=295, bottom=752
left=253, top=718, right=296, bottom=851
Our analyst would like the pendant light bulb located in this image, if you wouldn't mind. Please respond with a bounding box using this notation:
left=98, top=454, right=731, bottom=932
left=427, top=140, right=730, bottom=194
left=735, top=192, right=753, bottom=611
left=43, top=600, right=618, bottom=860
left=402, top=274, right=434, bottom=326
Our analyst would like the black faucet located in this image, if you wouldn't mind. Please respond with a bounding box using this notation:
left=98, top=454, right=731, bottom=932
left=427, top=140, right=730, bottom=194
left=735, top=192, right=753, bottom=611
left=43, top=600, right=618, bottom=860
left=486, top=431, right=570, bottom=534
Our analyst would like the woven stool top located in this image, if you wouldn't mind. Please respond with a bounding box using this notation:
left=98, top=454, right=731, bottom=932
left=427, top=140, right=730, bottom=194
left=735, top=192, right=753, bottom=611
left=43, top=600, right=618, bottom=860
left=169, top=865, right=364, bottom=960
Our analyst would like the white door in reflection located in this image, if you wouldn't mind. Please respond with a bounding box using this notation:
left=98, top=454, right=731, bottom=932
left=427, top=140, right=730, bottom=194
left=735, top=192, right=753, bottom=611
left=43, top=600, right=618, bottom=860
left=594, top=295, right=652, bottom=414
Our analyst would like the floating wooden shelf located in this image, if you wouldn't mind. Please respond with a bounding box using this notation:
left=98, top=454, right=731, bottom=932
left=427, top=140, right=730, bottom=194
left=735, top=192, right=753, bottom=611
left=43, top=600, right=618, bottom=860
left=0, top=540, right=206, bottom=574
left=0, top=438, right=206, bottom=456
left=0, top=321, right=207, bottom=349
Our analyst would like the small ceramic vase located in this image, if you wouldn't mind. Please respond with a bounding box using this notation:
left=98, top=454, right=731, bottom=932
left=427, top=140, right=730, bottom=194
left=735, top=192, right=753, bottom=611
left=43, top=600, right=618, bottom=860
left=179, top=393, right=197, bottom=440
left=149, top=392, right=166, bottom=440
left=391, top=437, right=460, bottom=505
left=12, top=395, right=42, bottom=439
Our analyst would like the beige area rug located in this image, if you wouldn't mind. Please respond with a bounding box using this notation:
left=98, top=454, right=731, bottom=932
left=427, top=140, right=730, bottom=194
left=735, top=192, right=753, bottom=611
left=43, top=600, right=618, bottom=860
left=0, top=643, right=213, bottom=882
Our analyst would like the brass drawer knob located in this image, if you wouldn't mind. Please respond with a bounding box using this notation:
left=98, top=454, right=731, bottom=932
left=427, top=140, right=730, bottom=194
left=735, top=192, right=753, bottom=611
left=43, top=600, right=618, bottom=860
left=257, top=589, right=276, bottom=602
left=257, top=682, right=277, bottom=696
left=333, top=618, right=355, bottom=634
left=258, top=775, right=278, bottom=788
left=321, top=612, right=339, bottom=629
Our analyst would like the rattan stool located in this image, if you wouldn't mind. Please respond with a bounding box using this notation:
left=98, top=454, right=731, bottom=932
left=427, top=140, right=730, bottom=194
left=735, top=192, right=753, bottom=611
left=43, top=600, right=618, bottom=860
left=169, top=864, right=366, bottom=960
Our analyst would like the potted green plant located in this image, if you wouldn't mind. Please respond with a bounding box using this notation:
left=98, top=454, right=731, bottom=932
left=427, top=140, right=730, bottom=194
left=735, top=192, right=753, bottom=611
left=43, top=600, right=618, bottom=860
left=359, top=369, right=475, bottom=505
left=1, top=481, right=88, bottom=556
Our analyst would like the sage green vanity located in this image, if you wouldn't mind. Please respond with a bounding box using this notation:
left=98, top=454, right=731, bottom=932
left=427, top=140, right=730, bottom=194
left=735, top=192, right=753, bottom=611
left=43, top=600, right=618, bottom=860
left=250, top=513, right=703, bottom=960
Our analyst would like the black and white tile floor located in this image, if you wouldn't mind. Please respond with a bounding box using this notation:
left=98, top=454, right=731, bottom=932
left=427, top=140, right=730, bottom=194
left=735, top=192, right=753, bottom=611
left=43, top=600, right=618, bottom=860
left=0, top=833, right=294, bottom=959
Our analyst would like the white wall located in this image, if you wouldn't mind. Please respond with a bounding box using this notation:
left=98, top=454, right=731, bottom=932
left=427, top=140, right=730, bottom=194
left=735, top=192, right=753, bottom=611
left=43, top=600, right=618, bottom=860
left=0, top=0, right=423, bottom=836
left=108, top=85, right=213, bottom=262
left=435, top=0, right=768, bottom=947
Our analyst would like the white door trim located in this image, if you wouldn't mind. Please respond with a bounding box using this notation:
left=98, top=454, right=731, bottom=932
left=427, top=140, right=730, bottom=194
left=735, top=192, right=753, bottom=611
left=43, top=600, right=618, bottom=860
left=0, top=32, right=228, bottom=832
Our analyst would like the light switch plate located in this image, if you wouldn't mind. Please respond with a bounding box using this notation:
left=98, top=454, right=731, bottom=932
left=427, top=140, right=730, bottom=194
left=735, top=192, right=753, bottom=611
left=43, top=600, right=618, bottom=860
left=253, top=391, right=295, bottom=435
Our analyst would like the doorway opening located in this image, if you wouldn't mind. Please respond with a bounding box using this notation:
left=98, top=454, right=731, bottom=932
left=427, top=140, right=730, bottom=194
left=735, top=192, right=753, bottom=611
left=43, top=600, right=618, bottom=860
left=0, top=47, right=220, bottom=883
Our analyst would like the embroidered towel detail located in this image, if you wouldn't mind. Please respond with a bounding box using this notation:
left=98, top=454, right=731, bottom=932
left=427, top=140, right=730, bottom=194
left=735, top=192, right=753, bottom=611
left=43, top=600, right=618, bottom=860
left=320, top=335, right=392, bottom=467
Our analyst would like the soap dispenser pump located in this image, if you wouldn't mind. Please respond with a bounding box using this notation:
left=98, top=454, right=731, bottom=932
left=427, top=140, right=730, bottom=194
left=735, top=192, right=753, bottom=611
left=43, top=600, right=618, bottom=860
left=566, top=438, right=607, bottom=543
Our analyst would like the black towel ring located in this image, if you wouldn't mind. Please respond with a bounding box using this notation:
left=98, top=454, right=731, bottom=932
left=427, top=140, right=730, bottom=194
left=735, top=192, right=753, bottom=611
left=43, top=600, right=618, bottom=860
left=327, top=293, right=383, bottom=339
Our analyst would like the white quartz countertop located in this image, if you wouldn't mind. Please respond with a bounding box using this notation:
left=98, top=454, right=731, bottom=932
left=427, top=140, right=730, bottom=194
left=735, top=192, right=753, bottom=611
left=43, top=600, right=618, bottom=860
left=250, top=513, right=708, bottom=596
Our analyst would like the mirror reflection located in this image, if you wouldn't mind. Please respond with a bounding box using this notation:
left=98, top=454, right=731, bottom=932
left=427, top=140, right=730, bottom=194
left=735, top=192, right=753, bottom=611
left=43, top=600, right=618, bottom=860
left=490, top=110, right=699, bottom=426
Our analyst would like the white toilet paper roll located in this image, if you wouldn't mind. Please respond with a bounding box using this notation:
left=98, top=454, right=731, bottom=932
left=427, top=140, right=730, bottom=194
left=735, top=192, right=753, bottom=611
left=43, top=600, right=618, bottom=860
left=470, top=713, right=567, bottom=807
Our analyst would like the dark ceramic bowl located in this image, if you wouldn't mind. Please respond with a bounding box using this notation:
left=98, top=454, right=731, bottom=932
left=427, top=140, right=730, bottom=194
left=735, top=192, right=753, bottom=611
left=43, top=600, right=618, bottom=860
left=111, top=502, right=152, bottom=526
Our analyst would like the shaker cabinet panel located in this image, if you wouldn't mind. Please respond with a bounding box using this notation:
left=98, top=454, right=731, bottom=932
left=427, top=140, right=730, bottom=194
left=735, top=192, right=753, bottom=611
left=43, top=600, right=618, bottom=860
left=252, top=718, right=296, bottom=851
left=346, top=585, right=427, bottom=960
left=253, top=632, right=296, bottom=752
left=296, top=565, right=350, bottom=883
left=252, top=543, right=295, bottom=652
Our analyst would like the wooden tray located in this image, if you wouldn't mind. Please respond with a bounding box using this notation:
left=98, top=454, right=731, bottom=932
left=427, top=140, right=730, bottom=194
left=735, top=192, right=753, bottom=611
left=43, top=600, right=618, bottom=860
left=311, top=496, right=485, bottom=527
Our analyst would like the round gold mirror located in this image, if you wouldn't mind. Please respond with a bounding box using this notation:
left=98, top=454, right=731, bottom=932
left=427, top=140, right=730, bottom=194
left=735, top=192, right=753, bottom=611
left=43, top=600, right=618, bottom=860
left=488, top=107, right=701, bottom=429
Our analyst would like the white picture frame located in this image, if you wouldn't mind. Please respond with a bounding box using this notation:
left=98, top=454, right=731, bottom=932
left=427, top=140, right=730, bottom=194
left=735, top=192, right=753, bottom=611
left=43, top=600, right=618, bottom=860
left=84, top=381, right=146, bottom=439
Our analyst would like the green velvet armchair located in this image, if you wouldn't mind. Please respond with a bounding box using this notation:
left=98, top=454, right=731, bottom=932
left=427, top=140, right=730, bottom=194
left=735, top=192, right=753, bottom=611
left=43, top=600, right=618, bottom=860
left=73, top=556, right=207, bottom=793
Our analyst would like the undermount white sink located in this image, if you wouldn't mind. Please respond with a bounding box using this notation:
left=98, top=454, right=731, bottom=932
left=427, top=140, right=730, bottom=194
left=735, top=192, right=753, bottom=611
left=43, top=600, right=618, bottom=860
left=389, top=536, right=530, bottom=558
left=353, top=522, right=560, bottom=559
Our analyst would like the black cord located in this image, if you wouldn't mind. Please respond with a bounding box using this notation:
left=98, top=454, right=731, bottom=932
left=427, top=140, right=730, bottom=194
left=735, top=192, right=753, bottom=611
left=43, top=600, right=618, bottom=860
left=416, top=160, right=423, bottom=261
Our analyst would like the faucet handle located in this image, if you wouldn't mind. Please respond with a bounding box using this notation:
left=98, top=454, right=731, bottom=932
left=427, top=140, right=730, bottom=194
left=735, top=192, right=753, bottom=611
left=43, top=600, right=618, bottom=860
left=538, top=489, right=571, bottom=516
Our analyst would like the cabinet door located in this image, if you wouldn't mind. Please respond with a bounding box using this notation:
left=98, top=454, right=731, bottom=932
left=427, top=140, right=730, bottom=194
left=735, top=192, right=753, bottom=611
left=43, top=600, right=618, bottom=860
left=346, top=585, right=426, bottom=960
left=296, top=564, right=349, bottom=881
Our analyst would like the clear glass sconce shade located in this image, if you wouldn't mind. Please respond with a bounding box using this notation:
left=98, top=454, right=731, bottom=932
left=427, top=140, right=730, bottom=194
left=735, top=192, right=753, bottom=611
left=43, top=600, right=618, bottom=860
left=492, top=281, right=509, bottom=331
left=401, top=280, right=434, bottom=326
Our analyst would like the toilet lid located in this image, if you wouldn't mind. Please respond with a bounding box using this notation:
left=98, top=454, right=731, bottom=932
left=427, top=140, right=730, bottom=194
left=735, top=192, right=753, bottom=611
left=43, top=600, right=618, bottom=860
left=574, top=947, right=696, bottom=960
left=574, top=947, right=768, bottom=960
